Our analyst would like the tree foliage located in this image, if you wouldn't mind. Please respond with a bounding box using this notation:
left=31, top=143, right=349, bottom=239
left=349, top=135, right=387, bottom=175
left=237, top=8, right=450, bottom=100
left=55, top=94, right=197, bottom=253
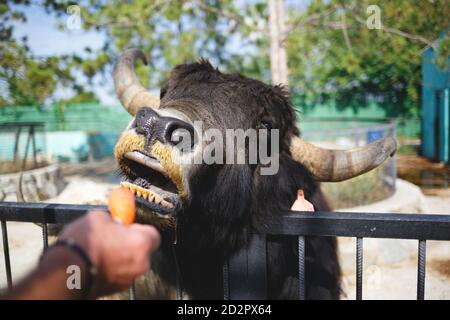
left=0, top=1, right=96, bottom=107
left=1, top=0, right=448, bottom=117
left=42, top=0, right=265, bottom=87
left=286, top=0, right=450, bottom=117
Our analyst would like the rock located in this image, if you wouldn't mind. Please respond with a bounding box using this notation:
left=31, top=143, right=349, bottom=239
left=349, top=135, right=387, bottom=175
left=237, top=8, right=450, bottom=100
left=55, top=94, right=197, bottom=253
left=0, top=164, right=65, bottom=202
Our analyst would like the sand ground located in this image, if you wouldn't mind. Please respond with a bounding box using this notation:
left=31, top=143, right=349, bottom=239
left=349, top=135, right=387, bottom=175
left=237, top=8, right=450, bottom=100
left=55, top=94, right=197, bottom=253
left=339, top=195, right=450, bottom=300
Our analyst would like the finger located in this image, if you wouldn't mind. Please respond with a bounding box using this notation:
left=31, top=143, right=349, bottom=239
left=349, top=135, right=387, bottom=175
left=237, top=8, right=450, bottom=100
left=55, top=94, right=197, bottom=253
left=87, top=210, right=111, bottom=221
left=129, top=224, right=161, bottom=251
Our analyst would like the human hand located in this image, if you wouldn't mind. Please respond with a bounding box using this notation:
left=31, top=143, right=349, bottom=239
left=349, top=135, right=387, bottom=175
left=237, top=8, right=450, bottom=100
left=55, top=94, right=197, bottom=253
left=58, top=211, right=161, bottom=297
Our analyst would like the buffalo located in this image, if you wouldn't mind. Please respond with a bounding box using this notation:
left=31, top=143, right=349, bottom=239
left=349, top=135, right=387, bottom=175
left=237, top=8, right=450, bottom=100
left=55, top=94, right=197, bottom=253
left=113, top=49, right=396, bottom=299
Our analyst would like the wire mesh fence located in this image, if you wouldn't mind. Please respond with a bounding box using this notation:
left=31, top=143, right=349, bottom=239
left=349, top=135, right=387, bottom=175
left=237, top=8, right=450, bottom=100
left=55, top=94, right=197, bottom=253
left=0, top=103, right=131, bottom=132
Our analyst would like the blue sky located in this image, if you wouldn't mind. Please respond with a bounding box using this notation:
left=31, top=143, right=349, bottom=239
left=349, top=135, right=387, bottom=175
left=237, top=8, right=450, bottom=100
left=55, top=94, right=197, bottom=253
left=12, top=4, right=117, bottom=105
left=13, top=5, right=104, bottom=56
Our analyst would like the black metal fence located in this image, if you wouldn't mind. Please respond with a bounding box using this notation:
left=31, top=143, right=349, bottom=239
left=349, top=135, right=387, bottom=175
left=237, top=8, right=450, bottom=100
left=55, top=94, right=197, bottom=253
left=1, top=201, right=450, bottom=300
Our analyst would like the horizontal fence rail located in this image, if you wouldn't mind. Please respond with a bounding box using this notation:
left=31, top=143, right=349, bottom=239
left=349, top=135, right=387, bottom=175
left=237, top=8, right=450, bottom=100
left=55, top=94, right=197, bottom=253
left=2, top=202, right=450, bottom=240
left=0, top=202, right=104, bottom=224
left=1, top=201, right=450, bottom=300
left=261, top=211, right=450, bottom=240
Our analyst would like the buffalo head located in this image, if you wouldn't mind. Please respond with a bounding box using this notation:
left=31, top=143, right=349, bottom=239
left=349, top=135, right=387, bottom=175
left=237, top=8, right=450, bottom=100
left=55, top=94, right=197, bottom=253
left=113, top=48, right=396, bottom=248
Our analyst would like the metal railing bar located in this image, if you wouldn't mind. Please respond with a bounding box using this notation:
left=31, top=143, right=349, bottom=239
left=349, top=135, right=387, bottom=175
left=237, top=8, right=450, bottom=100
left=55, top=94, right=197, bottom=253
left=262, top=211, right=450, bottom=240
left=417, top=240, right=426, bottom=300
left=356, top=237, right=363, bottom=300
left=222, top=260, right=229, bottom=300
left=298, top=236, right=306, bottom=300
left=129, top=284, right=136, bottom=300
left=3, top=202, right=450, bottom=241
left=246, top=234, right=267, bottom=299
left=0, top=201, right=448, bottom=300
left=0, top=202, right=105, bottom=224
left=42, top=223, right=48, bottom=250
left=1, top=221, right=12, bottom=289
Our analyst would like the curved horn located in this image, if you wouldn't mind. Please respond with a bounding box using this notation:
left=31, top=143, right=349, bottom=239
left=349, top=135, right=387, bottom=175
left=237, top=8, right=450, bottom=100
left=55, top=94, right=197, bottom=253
left=290, top=135, right=397, bottom=182
left=113, top=48, right=160, bottom=115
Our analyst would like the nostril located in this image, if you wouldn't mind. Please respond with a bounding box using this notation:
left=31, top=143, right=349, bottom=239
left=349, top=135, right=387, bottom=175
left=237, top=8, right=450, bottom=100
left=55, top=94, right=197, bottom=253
left=133, top=107, right=194, bottom=148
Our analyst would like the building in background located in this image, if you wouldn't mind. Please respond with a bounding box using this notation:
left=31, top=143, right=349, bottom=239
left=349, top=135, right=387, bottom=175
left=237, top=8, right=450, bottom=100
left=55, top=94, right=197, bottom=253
left=421, top=29, right=450, bottom=164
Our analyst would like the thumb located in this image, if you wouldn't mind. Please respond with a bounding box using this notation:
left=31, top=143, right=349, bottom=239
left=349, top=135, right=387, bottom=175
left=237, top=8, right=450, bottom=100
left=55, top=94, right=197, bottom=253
left=129, top=224, right=161, bottom=252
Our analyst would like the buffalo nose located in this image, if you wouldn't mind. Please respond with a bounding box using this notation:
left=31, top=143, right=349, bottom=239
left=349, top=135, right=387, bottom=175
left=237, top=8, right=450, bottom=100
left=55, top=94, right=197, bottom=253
left=135, top=107, right=194, bottom=147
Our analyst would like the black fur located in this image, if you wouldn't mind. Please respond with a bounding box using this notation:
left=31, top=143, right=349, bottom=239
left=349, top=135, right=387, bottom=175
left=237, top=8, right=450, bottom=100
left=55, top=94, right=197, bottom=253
left=137, top=61, right=341, bottom=299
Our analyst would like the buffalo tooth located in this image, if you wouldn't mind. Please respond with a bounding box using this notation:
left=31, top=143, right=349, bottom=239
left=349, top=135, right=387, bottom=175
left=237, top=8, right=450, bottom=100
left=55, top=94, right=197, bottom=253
left=167, top=202, right=173, bottom=208
left=162, top=200, right=173, bottom=209
left=120, top=182, right=174, bottom=209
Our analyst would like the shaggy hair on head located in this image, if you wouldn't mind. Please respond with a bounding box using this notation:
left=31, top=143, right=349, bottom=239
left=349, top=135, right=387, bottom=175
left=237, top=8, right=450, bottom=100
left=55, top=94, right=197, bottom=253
left=148, top=61, right=341, bottom=299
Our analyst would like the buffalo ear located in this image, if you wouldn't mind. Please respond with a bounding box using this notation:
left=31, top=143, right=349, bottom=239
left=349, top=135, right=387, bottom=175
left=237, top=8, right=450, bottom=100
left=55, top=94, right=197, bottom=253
left=289, top=135, right=397, bottom=182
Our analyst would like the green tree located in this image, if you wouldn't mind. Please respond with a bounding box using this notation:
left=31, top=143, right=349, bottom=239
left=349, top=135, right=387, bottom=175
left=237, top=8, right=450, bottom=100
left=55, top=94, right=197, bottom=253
left=61, top=0, right=266, bottom=87
left=1, top=0, right=266, bottom=106
left=67, top=0, right=446, bottom=117
left=0, top=1, right=96, bottom=107
left=1, top=0, right=448, bottom=118
left=285, top=0, right=450, bottom=117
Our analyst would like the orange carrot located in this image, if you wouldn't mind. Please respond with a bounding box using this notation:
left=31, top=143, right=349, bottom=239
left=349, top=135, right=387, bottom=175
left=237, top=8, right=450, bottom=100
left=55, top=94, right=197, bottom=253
left=108, top=187, right=136, bottom=225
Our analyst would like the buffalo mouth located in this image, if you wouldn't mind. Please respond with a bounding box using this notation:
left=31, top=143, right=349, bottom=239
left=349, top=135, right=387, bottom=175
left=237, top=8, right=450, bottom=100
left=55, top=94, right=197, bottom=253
left=119, top=150, right=180, bottom=219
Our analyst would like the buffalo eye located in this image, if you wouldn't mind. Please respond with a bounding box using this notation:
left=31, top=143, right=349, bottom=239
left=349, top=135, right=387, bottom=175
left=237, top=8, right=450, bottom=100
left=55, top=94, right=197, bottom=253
left=259, top=121, right=272, bottom=130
